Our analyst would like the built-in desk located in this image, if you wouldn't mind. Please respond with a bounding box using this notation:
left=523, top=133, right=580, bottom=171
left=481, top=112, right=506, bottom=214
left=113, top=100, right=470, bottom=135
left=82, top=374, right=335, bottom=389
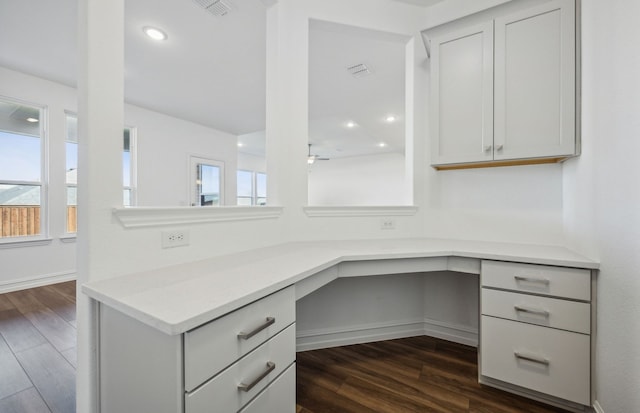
left=83, top=238, right=598, bottom=413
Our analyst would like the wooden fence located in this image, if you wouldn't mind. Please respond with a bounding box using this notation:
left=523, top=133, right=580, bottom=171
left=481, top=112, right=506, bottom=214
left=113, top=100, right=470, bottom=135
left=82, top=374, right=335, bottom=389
left=0, top=206, right=78, bottom=237
left=0, top=206, right=40, bottom=237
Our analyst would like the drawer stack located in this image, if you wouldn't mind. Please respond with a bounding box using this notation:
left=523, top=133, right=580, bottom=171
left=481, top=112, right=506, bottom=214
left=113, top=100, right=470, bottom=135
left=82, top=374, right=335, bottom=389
left=184, top=286, right=296, bottom=413
left=480, top=261, right=592, bottom=406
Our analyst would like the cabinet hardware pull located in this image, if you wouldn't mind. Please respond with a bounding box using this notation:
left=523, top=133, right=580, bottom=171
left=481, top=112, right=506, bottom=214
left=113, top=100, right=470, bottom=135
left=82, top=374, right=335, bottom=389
left=514, top=276, right=550, bottom=285
left=514, top=352, right=550, bottom=366
left=237, top=317, right=276, bottom=340
left=496, top=144, right=504, bottom=151
left=514, top=305, right=550, bottom=317
left=237, top=361, right=276, bottom=392
left=484, top=145, right=492, bottom=152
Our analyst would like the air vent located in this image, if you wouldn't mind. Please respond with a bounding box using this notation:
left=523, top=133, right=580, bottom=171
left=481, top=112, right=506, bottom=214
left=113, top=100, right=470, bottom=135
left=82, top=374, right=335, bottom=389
left=346, top=63, right=372, bottom=78
left=193, top=0, right=234, bottom=16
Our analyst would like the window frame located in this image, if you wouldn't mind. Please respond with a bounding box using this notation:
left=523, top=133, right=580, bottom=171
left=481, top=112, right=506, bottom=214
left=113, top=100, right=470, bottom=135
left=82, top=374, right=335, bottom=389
left=0, top=96, right=48, bottom=243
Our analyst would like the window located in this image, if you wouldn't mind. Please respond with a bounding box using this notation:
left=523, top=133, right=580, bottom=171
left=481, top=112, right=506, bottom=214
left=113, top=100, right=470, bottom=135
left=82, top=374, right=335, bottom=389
left=190, top=157, right=224, bottom=206
left=122, top=127, right=136, bottom=207
left=0, top=98, right=45, bottom=239
left=65, top=114, right=78, bottom=233
left=65, top=115, right=136, bottom=232
left=236, top=170, right=267, bottom=206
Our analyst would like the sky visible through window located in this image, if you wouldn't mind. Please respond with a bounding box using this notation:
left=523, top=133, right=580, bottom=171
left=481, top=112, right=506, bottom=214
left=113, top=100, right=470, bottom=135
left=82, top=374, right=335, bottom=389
left=0, top=131, right=40, bottom=182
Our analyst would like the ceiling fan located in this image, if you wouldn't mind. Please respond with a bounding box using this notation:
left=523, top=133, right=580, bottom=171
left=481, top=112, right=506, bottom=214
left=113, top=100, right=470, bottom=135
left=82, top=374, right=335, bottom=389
left=307, top=144, right=330, bottom=164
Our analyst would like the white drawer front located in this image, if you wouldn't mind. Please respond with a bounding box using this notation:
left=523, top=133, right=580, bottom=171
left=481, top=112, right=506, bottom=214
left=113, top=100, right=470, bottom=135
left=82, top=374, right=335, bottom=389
left=481, top=261, right=590, bottom=300
left=482, top=288, right=590, bottom=334
left=239, top=363, right=296, bottom=413
left=186, top=324, right=296, bottom=413
left=481, top=316, right=590, bottom=405
left=184, top=286, right=295, bottom=391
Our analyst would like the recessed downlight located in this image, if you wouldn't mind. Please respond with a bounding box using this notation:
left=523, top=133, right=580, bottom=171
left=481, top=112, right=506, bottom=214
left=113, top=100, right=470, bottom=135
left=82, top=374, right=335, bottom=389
left=378, top=142, right=388, bottom=148
left=143, top=26, right=168, bottom=41
left=26, top=117, right=39, bottom=123
left=385, top=115, right=396, bottom=123
left=346, top=121, right=356, bottom=128
left=237, top=142, right=244, bottom=147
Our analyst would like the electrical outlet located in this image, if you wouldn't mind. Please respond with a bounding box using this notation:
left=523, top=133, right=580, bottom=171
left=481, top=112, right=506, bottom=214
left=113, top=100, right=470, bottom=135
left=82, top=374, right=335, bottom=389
left=380, top=218, right=395, bottom=230
left=161, top=230, right=189, bottom=248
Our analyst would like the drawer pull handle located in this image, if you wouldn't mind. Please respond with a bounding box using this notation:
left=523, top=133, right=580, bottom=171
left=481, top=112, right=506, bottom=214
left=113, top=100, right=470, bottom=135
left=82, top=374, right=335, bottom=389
left=514, top=305, right=550, bottom=317
left=514, top=276, right=550, bottom=285
left=237, top=361, right=276, bottom=392
left=514, top=352, right=550, bottom=366
left=238, top=317, right=276, bottom=340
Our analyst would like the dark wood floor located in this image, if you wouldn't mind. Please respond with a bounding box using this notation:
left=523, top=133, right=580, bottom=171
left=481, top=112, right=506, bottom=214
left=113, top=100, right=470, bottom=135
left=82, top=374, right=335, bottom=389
left=296, top=336, right=570, bottom=413
left=1, top=283, right=569, bottom=413
left=0, top=282, right=76, bottom=413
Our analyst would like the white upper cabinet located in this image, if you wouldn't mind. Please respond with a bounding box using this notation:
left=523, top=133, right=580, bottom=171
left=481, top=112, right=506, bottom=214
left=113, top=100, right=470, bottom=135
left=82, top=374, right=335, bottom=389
left=494, top=0, right=576, bottom=160
left=427, top=0, right=578, bottom=169
left=430, top=22, right=494, bottom=165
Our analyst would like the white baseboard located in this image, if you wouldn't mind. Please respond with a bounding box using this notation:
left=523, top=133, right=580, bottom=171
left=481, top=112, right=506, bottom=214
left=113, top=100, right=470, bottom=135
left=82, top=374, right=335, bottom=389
left=592, top=401, right=605, bottom=413
left=296, top=320, right=426, bottom=352
left=296, top=319, right=478, bottom=352
left=423, top=318, right=478, bottom=347
left=0, top=271, right=76, bottom=294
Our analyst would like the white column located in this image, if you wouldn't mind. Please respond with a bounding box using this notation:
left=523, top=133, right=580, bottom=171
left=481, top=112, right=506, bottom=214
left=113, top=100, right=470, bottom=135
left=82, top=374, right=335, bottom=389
left=265, top=0, right=310, bottom=240
left=76, top=0, right=124, bottom=411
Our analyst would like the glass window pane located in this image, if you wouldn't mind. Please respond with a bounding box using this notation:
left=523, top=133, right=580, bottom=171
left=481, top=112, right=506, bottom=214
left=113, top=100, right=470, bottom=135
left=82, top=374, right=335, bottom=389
left=197, top=164, right=220, bottom=206
left=0, top=131, right=41, bottom=182
left=66, top=187, right=77, bottom=233
left=66, top=142, right=78, bottom=184
left=123, top=189, right=132, bottom=207
left=256, top=173, right=267, bottom=198
left=0, top=184, right=41, bottom=238
left=237, top=170, right=253, bottom=198
left=123, top=151, right=131, bottom=187
left=66, top=114, right=78, bottom=185
left=237, top=197, right=252, bottom=206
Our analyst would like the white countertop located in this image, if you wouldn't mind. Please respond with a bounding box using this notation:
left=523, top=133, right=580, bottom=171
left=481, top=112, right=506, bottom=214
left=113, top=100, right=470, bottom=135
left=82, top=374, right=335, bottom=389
left=82, top=238, right=598, bottom=336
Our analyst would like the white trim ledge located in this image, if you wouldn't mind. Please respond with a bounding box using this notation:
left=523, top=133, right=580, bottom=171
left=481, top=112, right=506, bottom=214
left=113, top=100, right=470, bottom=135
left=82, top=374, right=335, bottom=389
left=59, top=235, right=77, bottom=243
left=303, top=205, right=419, bottom=217
left=113, top=206, right=284, bottom=228
left=0, top=237, right=53, bottom=249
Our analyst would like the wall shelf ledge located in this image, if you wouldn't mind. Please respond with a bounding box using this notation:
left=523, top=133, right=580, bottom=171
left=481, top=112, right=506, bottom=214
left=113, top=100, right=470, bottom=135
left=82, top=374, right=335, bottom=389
left=113, top=206, right=284, bottom=228
left=303, top=205, right=418, bottom=218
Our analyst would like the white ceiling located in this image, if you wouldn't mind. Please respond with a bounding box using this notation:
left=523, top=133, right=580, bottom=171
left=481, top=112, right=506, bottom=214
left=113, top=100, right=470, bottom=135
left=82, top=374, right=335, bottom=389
left=0, top=0, right=442, bottom=158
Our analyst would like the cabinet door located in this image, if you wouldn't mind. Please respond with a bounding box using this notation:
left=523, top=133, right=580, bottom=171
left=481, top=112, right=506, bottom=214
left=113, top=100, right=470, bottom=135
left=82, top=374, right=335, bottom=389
left=430, top=22, right=494, bottom=165
left=494, top=0, right=576, bottom=160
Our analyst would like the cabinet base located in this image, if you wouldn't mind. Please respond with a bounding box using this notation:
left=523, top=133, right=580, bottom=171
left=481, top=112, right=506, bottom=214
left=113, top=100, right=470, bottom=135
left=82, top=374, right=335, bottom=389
left=433, top=156, right=572, bottom=170
left=479, top=375, right=593, bottom=413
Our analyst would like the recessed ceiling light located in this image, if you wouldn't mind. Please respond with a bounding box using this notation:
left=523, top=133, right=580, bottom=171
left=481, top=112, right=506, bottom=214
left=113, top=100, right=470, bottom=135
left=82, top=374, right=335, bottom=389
left=378, top=142, right=387, bottom=148
left=346, top=121, right=356, bottom=128
left=237, top=142, right=244, bottom=147
left=143, top=26, right=168, bottom=41
left=385, top=115, right=396, bottom=123
left=26, top=117, right=39, bottom=123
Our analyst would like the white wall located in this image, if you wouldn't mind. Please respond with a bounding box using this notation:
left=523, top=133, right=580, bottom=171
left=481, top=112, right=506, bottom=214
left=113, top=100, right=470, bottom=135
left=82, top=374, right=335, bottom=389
left=127, top=104, right=238, bottom=207
left=563, top=1, right=640, bottom=411
left=424, top=164, right=565, bottom=245
left=237, top=152, right=266, bottom=173
left=307, top=152, right=407, bottom=206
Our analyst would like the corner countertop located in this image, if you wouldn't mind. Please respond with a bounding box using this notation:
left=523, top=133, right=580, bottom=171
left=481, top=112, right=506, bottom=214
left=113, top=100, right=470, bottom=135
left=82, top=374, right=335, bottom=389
left=82, top=238, right=598, bottom=336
